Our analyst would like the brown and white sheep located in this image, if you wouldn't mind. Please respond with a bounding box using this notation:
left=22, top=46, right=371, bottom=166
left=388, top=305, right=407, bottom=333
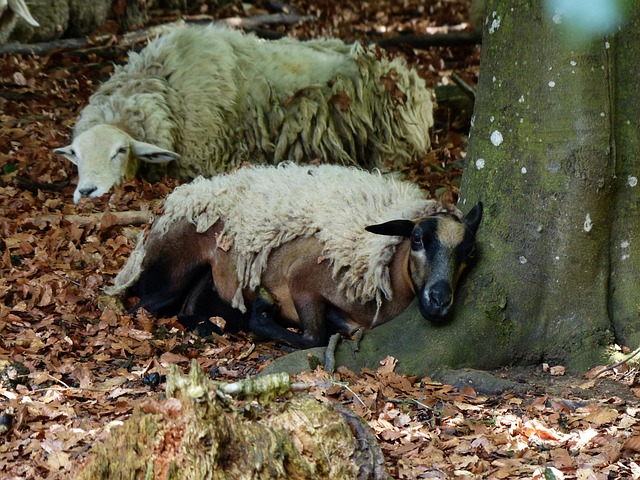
left=108, top=164, right=482, bottom=349
left=53, top=25, right=434, bottom=203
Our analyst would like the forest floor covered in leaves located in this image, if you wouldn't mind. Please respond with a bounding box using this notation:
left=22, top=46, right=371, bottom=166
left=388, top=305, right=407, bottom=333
left=2, top=0, right=640, bottom=478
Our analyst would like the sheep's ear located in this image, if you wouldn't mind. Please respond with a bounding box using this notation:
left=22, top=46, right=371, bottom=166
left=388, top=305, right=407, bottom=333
left=131, top=140, right=180, bottom=164
left=54, top=145, right=77, bottom=165
left=365, top=220, right=416, bottom=238
left=9, top=0, right=40, bottom=26
left=462, top=202, right=483, bottom=234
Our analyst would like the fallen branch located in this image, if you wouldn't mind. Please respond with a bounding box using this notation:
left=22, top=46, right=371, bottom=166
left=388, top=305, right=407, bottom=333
left=377, top=30, right=482, bottom=49
left=451, top=72, right=476, bottom=101
left=32, top=211, right=152, bottom=228
left=0, top=11, right=316, bottom=57
left=0, top=20, right=188, bottom=56
left=0, top=38, right=89, bottom=56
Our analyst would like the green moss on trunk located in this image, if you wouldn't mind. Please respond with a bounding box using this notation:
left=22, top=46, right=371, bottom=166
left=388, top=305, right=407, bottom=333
left=608, top=4, right=640, bottom=348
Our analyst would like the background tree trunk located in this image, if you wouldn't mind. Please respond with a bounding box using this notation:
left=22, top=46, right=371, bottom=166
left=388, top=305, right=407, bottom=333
left=333, top=0, right=639, bottom=376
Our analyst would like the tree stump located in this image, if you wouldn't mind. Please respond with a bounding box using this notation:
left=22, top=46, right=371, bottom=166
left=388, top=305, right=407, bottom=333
left=77, top=361, right=389, bottom=479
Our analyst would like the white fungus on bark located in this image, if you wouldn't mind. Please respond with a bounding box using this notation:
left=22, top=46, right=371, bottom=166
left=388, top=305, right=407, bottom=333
left=476, top=158, right=485, bottom=170
left=583, top=214, right=593, bottom=233
left=489, top=12, right=501, bottom=33
left=490, top=131, right=503, bottom=146
left=628, top=176, right=638, bottom=187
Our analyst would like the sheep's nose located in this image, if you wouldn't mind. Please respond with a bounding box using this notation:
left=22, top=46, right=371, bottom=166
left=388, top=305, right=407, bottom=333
left=78, top=186, right=97, bottom=198
left=428, top=282, right=452, bottom=309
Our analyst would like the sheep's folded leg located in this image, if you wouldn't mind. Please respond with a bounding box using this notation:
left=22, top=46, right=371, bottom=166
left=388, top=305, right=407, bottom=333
left=249, top=288, right=327, bottom=349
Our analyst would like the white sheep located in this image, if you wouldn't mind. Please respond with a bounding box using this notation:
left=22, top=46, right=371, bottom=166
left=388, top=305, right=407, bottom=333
left=0, top=0, right=39, bottom=44
left=54, top=25, right=434, bottom=204
left=108, top=164, right=482, bottom=348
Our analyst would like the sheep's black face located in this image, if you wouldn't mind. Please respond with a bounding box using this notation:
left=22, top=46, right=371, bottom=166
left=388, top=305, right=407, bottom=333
left=365, top=202, right=483, bottom=324
left=411, top=203, right=482, bottom=323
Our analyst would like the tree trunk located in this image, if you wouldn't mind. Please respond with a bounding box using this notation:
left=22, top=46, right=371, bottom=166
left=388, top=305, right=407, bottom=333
left=332, top=0, right=639, bottom=376
left=608, top=7, right=640, bottom=349
left=455, top=0, right=618, bottom=371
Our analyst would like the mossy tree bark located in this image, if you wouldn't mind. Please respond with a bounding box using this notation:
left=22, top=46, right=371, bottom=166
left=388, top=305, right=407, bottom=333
left=608, top=5, right=640, bottom=348
left=334, top=0, right=639, bottom=376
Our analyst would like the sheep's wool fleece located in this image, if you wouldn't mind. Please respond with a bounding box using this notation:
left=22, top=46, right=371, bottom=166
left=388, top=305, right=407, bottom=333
left=75, top=25, right=433, bottom=178
left=112, top=164, right=448, bottom=313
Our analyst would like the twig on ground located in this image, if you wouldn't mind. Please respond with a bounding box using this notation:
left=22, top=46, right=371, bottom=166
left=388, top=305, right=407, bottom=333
left=593, top=345, right=640, bottom=379
left=324, top=333, right=342, bottom=374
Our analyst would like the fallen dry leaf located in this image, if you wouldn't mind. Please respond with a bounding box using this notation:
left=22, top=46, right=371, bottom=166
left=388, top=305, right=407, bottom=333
left=623, top=436, right=640, bottom=452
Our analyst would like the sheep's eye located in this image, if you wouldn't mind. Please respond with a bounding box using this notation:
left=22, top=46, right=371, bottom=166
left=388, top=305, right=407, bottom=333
left=70, top=148, right=76, bottom=157
left=112, top=147, right=127, bottom=160
left=461, top=243, right=475, bottom=260
left=411, top=231, right=422, bottom=245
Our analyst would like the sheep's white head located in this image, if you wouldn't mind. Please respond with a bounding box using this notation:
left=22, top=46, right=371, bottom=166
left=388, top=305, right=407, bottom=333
left=54, top=125, right=179, bottom=204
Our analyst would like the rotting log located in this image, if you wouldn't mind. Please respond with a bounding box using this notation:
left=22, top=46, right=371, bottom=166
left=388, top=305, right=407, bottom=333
left=76, top=361, right=389, bottom=480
